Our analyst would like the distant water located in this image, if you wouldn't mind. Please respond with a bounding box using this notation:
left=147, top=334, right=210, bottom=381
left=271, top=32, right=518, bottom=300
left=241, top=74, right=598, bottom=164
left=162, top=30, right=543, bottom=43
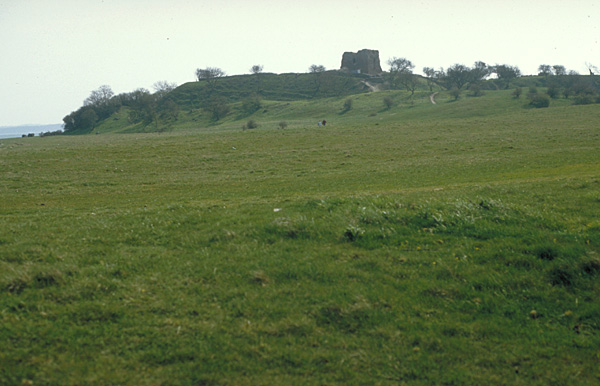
left=0, top=124, right=63, bottom=139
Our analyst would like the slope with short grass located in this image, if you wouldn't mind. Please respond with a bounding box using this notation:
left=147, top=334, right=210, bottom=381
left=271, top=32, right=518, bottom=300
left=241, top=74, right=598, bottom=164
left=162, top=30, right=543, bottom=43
left=1, top=90, right=600, bottom=385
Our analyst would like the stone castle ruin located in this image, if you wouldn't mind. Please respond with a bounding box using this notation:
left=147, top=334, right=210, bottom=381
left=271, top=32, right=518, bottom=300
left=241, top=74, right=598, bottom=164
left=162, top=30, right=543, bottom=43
left=340, top=49, right=382, bottom=75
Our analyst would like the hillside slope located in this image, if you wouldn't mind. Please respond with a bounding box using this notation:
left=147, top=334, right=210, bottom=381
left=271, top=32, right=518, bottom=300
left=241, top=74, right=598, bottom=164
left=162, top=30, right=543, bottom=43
left=81, top=73, right=598, bottom=135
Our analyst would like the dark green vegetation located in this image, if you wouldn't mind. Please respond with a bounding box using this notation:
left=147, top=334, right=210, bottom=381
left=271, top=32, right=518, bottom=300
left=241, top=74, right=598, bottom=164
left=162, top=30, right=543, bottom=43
left=2, top=86, right=600, bottom=384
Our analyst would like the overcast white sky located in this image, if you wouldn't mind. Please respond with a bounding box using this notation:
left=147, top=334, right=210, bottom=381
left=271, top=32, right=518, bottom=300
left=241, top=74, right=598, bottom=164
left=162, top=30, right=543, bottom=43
left=1, top=0, right=598, bottom=126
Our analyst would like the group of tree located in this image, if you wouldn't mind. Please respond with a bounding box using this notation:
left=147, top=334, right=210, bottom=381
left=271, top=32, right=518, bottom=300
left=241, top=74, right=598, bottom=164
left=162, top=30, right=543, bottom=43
left=422, top=62, right=520, bottom=92
left=384, top=59, right=522, bottom=97
left=386, top=57, right=600, bottom=106
left=63, top=81, right=180, bottom=133
left=535, top=63, right=599, bottom=105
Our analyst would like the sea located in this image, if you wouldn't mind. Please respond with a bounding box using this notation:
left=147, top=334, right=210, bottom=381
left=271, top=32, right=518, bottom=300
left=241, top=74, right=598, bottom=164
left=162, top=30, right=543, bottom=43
left=0, top=124, right=63, bottom=139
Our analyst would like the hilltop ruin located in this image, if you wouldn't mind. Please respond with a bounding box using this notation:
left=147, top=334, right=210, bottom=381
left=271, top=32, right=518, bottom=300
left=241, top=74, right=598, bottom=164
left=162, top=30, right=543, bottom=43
left=340, top=49, right=382, bottom=75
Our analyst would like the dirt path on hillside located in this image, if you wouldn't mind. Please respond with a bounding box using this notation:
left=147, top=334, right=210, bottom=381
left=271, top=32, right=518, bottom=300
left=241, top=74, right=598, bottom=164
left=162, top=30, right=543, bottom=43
left=362, top=81, right=382, bottom=92
left=429, top=92, right=439, bottom=104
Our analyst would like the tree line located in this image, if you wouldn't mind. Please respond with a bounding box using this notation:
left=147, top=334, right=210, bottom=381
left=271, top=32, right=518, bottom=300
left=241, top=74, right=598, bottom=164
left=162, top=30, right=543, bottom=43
left=384, top=58, right=599, bottom=104
left=62, top=82, right=179, bottom=133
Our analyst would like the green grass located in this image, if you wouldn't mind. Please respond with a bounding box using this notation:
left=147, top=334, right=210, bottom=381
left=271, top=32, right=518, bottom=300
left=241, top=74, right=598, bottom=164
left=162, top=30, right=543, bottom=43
left=1, top=91, right=600, bottom=385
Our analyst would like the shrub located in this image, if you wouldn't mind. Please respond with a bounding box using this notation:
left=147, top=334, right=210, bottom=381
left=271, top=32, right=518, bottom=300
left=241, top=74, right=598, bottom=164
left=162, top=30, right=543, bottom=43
left=449, top=88, right=461, bottom=101
left=383, top=96, right=393, bottom=109
left=573, top=94, right=596, bottom=105
left=512, top=87, right=522, bottom=99
left=204, top=97, right=230, bottom=121
left=547, top=86, right=561, bottom=99
left=343, top=98, right=353, bottom=111
left=529, top=94, right=550, bottom=108
left=469, top=84, right=483, bottom=97
left=241, top=94, right=262, bottom=114
left=244, top=119, right=258, bottom=130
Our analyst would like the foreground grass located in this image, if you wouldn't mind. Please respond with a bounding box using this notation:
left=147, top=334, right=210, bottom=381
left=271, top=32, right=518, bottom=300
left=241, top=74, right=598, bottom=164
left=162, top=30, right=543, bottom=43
left=1, top=102, right=600, bottom=385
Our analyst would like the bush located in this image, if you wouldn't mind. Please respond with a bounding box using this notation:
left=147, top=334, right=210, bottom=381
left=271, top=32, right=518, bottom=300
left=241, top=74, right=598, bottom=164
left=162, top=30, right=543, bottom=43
left=204, top=97, right=230, bottom=121
left=529, top=94, right=550, bottom=108
left=573, top=94, right=596, bottom=105
left=527, top=87, right=538, bottom=100
left=547, top=86, right=561, bottom=99
left=241, top=94, right=262, bottom=114
left=512, top=87, right=522, bottom=99
left=383, top=96, right=394, bottom=109
left=449, top=88, right=461, bottom=101
left=244, top=119, right=258, bottom=130
left=343, top=98, right=353, bottom=111
left=469, top=84, right=483, bottom=97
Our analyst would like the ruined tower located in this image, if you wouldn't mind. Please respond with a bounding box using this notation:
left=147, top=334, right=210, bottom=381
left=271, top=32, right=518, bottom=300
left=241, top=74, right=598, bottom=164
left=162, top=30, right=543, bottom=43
left=340, top=49, right=382, bottom=75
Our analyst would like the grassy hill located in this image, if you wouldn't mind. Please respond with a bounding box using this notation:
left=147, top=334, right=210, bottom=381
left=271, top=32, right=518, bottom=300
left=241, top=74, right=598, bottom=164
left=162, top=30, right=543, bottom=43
left=91, top=73, right=572, bottom=135
left=2, top=80, right=600, bottom=384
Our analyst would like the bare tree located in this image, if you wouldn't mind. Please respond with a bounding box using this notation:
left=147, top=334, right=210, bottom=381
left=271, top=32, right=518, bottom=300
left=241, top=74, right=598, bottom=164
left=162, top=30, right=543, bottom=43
left=84, top=85, right=114, bottom=107
left=152, top=81, right=177, bottom=99
left=195, top=67, right=225, bottom=91
left=586, top=62, right=598, bottom=75
left=309, top=64, right=326, bottom=73
left=387, top=57, right=415, bottom=92
left=309, top=65, right=326, bottom=96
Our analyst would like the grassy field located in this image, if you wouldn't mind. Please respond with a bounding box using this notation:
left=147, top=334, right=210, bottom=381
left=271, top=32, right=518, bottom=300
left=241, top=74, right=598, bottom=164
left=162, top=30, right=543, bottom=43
left=2, top=90, right=600, bottom=385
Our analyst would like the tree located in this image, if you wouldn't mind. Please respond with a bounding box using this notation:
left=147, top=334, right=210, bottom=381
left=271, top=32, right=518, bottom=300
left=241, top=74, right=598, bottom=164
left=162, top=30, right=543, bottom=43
left=552, top=65, right=567, bottom=76
left=387, top=57, right=415, bottom=90
left=538, top=64, right=553, bottom=77
left=127, top=88, right=158, bottom=127
left=195, top=67, right=225, bottom=92
left=423, top=67, right=436, bottom=91
left=471, top=61, right=491, bottom=83
left=79, top=108, right=99, bottom=131
left=79, top=85, right=120, bottom=125
left=494, top=64, right=521, bottom=89
left=204, top=96, right=230, bottom=120
left=159, top=99, right=180, bottom=121
left=449, top=88, right=461, bottom=101
left=445, top=64, right=472, bottom=90
left=309, top=64, right=326, bottom=96
left=309, top=64, right=326, bottom=73
left=250, top=65, right=263, bottom=74
left=152, top=81, right=177, bottom=99
left=84, top=85, right=114, bottom=107
left=250, top=64, right=264, bottom=93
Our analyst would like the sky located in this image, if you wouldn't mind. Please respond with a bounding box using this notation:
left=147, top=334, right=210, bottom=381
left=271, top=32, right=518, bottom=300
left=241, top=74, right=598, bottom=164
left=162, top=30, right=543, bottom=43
left=0, top=0, right=598, bottom=126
